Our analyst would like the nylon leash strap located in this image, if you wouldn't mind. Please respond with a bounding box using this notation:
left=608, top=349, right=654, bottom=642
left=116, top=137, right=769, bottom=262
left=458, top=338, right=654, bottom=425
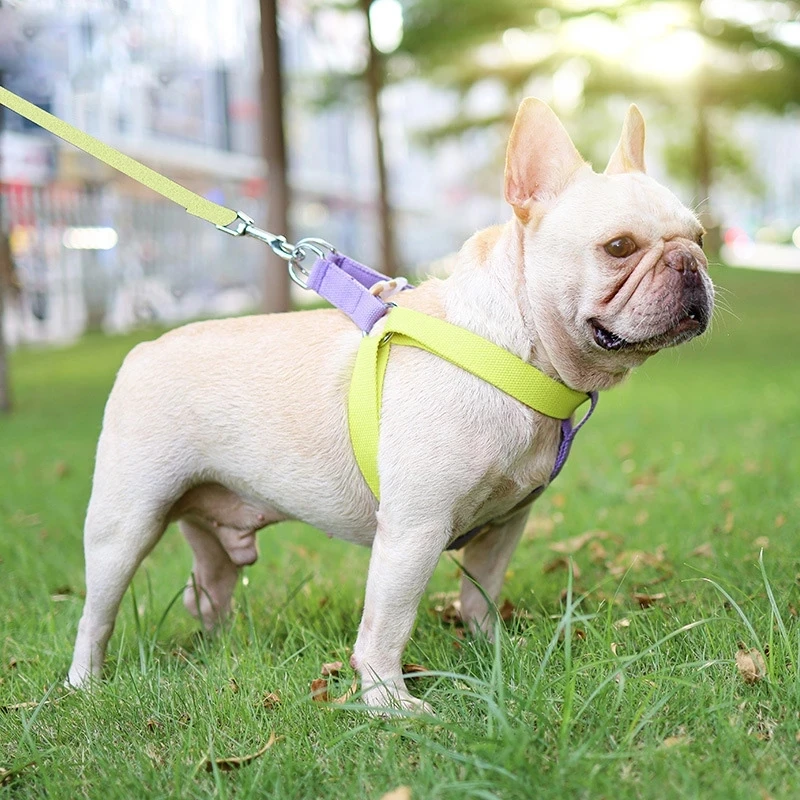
left=0, top=86, right=238, bottom=227
left=0, top=85, right=325, bottom=283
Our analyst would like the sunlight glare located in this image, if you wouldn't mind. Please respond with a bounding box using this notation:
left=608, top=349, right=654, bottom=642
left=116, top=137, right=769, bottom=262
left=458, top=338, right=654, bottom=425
left=564, top=15, right=627, bottom=59
left=369, top=0, right=403, bottom=54
left=629, top=29, right=705, bottom=81
left=502, top=27, right=555, bottom=64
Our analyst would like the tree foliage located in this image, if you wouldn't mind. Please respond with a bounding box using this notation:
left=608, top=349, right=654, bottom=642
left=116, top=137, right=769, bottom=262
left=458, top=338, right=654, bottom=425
left=392, top=0, right=800, bottom=212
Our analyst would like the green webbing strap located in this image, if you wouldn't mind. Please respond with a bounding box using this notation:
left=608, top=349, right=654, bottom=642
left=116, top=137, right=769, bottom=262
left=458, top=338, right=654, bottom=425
left=0, top=86, right=238, bottom=228
left=348, top=307, right=590, bottom=499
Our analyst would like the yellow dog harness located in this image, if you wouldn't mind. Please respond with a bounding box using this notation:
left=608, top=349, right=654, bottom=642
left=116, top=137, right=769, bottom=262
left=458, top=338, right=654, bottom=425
left=348, top=307, right=590, bottom=499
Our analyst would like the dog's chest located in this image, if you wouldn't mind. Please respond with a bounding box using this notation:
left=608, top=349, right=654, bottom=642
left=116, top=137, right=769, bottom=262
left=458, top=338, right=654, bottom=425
left=454, top=415, right=562, bottom=536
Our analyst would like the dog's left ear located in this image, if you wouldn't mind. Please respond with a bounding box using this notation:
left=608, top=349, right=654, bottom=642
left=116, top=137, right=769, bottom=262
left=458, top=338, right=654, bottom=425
left=504, top=98, right=586, bottom=220
left=605, top=105, right=647, bottom=175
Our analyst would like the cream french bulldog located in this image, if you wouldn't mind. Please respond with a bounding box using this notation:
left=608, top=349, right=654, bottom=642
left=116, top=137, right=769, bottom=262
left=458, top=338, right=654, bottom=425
left=67, top=99, right=713, bottom=711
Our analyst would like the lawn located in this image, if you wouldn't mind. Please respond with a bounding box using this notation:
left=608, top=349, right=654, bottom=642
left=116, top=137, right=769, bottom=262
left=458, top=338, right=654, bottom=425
left=1, top=266, right=799, bottom=799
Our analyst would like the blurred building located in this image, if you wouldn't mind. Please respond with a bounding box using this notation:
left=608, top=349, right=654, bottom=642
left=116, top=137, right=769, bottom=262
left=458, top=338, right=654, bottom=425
left=0, top=0, right=508, bottom=347
left=0, top=0, right=266, bottom=345
left=281, top=1, right=506, bottom=269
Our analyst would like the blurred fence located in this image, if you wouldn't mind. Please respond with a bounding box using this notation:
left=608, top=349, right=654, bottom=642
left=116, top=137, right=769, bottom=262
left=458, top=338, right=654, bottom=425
left=1, top=184, right=267, bottom=347
left=1, top=180, right=479, bottom=348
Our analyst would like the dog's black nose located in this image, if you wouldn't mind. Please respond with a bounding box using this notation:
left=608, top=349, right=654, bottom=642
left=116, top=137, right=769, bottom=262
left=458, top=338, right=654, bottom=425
left=683, top=270, right=711, bottom=328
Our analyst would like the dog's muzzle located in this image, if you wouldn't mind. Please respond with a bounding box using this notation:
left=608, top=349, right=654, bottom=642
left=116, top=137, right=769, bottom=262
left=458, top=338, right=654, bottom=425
left=591, top=247, right=713, bottom=352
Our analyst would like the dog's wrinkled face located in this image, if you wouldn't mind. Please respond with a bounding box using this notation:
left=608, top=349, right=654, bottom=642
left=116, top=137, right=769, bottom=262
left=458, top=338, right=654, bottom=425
left=504, top=100, right=714, bottom=383
left=538, top=171, right=714, bottom=356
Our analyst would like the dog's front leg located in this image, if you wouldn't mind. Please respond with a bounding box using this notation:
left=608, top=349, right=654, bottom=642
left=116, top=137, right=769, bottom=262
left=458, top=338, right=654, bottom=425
left=352, top=515, right=450, bottom=714
left=459, top=510, right=528, bottom=636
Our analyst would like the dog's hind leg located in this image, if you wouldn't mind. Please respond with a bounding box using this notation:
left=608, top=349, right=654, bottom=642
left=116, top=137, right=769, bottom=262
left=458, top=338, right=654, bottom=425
left=180, top=519, right=240, bottom=631
left=459, top=510, right=527, bottom=636
left=67, top=500, right=167, bottom=687
left=172, top=483, right=272, bottom=629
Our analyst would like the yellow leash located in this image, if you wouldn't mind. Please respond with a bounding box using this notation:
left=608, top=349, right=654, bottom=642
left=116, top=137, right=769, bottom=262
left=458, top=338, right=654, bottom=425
left=0, top=86, right=237, bottom=228
left=348, top=307, right=590, bottom=499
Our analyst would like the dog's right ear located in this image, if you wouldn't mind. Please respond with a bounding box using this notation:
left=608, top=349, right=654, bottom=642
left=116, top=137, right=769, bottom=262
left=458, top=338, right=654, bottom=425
left=605, top=104, right=647, bottom=175
left=504, top=98, right=586, bottom=222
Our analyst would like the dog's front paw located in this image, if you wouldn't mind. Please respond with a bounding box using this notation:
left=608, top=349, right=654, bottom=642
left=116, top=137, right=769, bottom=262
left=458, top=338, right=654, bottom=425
left=361, top=682, right=434, bottom=717
left=65, top=664, right=95, bottom=690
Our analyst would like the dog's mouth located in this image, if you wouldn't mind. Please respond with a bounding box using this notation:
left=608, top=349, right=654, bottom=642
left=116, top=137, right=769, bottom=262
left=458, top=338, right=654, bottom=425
left=590, top=304, right=708, bottom=353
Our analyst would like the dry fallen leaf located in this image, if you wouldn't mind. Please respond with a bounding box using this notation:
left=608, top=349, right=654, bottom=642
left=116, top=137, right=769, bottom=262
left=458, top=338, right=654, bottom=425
left=735, top=643, right=766, bottom=684
left=145, top=743, right=164, bottom=766
left=612, top=546, right=669, bottom=575
left=631, top=470, right=659, bottom=490
left=690, top=543, right=715, bottom=559
left=262, top=692, right=280, bottom=709
left=331, top=678, right=359, bottom=704
left=403, top=663, right=428, bottom=676
left=543, top=556, right=582, bottom=580
left=610, top=642, right=621, bottom=656
left=496, top=598, right=514, bottom=622
left=380, top=787, right=411, bottom=800
left=525, top=514, right=555, bottom=537
left=430, top=592, right=462, bottom=626
left=551, top=493, right=566, bottom=508
left=617, top=441, right=634, bottom=458
left=1, top=690, right=72, bottom=713
left=203, top=732, right=278, bottom=772
left=723, top=512, right=735, bottom=534
left=310, top=678, right=329, bottom=702
left=661, top=734, right=692, bottom=748
left=550, top=530, right=608, bottom=555
left=614, top=618, right=631, bottom=629
left=0, top=762, right=35, bottom=786
left=588, top=540, right=608, bottom=564
left=633, top=592, right=666, bottom=608
left=753, top=536, right=770, bottom=550
left=0, top=701, right=33, bottom=713
left=321, top=661, right=343, bottom=677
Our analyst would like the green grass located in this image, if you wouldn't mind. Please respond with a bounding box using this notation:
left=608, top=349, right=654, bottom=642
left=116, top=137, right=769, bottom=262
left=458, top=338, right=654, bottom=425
left=1, top=266, right=799, bottom=799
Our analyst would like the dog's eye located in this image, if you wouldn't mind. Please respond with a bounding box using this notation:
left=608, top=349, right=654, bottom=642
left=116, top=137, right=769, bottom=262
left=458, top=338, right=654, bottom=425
left=697, top=233, right=705, bottom=248
left=604, top=237, right=637, bottom=258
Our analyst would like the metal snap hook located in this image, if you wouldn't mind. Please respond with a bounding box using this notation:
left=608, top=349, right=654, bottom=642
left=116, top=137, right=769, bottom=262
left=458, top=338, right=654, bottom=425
left=286, top=238, right=336, bottom=289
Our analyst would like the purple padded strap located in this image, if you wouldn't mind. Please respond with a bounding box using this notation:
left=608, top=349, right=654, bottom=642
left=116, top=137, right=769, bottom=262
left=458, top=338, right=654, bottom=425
left=550, top=390, right=598, bottom=482
left=307, top=252, right=396, bottom=333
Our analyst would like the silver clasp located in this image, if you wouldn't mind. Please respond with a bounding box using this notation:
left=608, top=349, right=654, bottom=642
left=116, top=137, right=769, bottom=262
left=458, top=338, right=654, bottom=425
left=217, top=212, right=336, bottom=290
left=287, top=237, right=336, bottom=289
